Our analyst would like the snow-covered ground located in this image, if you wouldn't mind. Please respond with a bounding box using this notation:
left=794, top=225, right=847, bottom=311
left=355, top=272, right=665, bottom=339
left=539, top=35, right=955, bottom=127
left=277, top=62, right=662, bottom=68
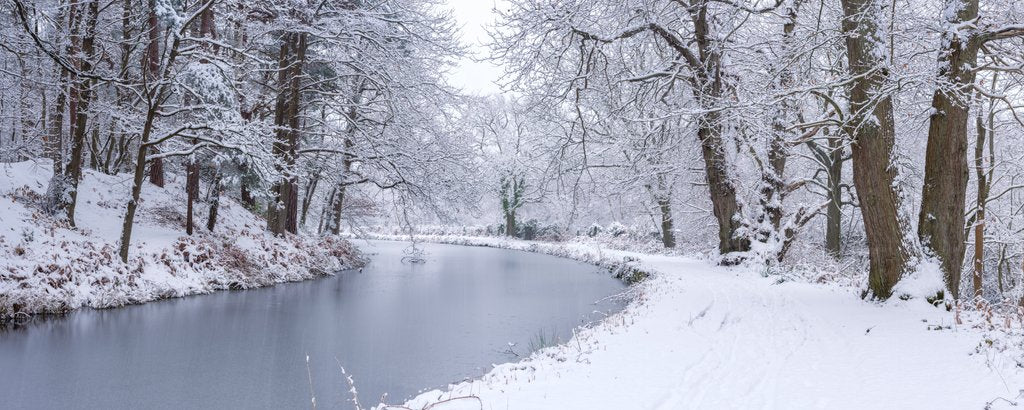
left=0, top=160, right=363, bottom=321
left=364, top=234, right=1024, bottom=410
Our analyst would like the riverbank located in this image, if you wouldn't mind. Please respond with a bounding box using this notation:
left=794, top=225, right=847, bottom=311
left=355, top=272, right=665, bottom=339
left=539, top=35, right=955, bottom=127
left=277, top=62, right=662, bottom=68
left=0, top=160, right=364, bottom=322
left=363, top=234, right=1024, bottom=410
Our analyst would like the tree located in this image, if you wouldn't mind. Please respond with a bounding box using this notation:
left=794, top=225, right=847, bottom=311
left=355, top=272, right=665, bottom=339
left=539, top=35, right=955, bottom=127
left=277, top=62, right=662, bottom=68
left=493, top=0, right=757, bottom=256
left=918, top=0, right=1024, bottom=299
left=12, top=0, right=99, bottom=226
left=838, top=0, right=918, bottom=299
left=266, top=30, right=307, bottom=236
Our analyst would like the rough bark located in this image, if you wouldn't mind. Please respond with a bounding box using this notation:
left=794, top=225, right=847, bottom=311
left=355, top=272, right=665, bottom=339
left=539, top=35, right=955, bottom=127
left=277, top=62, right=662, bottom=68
left=267, top=31, right=308, bottom=236
left=46, top=60, right=68, bottom=209
left=658, top=197, right=676, bottom=248
left=698, top=114, right=747, bottom=255
left=109, top=0, right=133, bottom=176
left=63, top=0, right=99, bottom=227
left=300, top=175, right=319, bottom=227
left=185, top=159, right=199, bottom=235
left=240, top=176, right=255, bottom=210
left=918, top=0, right=980, bottom=299
left=328, top=184, right=346, bottom=236
left=88, top=126, right=99, bottom=170
left=320, top=186, right=336, bottom=235
left=688, top=3, right=748, bottom=257
left=48, top=23, right=67, bottom=177
left=971, top=81, right=998, bottom=298
left=185, top=5, right=216, bottom=236
left=145, top=1, right=164, bottom=188
left=840, top=0, right=916, bottom=299
left=504, top=212, right=517, bottom=237
left=825, top=132, right=843, bottom=257
left=43, top=0, right=69, bottom=215
left=206, top=169, right=223, bottom=232
left=238, top=104, right=256, bottom=212
left=119, top=104, right=159, bottom=262
left=500, top=174, right=524, bottom=237
left=972, top=112, right=987, bottom=298
left=759, top=3, right=800, bottom=242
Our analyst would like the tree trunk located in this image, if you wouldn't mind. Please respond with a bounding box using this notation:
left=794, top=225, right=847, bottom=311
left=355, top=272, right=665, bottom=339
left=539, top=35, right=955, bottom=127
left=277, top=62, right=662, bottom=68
left=687, top=2, right=748, bottom=257
left=300, top=175, right=319, bottom=227
left=184, top=6, right=216, bottom=235
left=825, top=132, right=843, bottom=257
left=918, top=0, right=980, bottom=299
left=119, top=106, right=158, bottom=262
left=286, top=181, right=299, bottom=233
left=110, top=0, right=133, bottom=176
left=759, top=3, right=801, bottom=247
left=48, top=40, right=66, bottom=177
left=328, top=183, right=346, bottom=235
left=267, top=31, right=307, bottom=236
left=63, top=0, right=99, bottom=227
left=88, top=126, right=100, bottom=170
left=658, top=197, right=676, bottom=248
left=43, top=1, right=69, bottom=215
left=206, top=170, right=223, bottom=231
left=500, top=174, right=523, bottom=238
left=241, top=183, right=255, bottom=209
left=147, top=153, right=164, bottom=187
left=185, top=158, right=199, bottom=235
left=972, top=77, right=998, bottom=298
left=325, top=81, right=365, bottom=236
left=320, top=186, right=336, bottom=235
left=505, top=210, right=516, bottom=238
left=972, top=113, right=986, bottom=298
left=118, top=18, right=183, bottom=262
left=45, top=66, right=68, bottom=214
left=698, top=116, right=747, bottom=255
left=145, top=1, right=164, bottom=188
left=840, top=0, right=916, bottom=299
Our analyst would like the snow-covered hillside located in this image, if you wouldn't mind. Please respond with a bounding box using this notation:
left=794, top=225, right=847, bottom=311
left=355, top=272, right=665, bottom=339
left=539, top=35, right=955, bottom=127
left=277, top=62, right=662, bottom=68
left=0, top=160, right=363, bottom=321
left=365, top=235, right=1024, bottom=410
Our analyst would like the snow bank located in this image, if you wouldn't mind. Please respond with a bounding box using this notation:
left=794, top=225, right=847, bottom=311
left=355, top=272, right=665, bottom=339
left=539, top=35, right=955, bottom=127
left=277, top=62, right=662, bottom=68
left=0, top=160, right=364, bottom=321
left=891, top=259, right=947, bottom=302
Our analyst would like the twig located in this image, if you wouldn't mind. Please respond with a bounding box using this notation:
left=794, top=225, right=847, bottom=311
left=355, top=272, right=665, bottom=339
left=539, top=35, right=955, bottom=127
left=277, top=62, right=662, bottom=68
left=306, top=355, right=317, bottom=410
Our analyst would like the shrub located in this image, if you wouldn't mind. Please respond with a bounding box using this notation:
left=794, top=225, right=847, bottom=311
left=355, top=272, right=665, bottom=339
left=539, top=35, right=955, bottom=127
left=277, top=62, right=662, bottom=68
left=520, top=219, right=540, bottom=240
left=607, top=221, right=627, bottom=237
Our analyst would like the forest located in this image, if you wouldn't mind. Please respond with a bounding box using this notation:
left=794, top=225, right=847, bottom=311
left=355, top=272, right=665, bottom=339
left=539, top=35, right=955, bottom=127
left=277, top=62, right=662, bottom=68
left=1, top=0, right=1024, bottom=408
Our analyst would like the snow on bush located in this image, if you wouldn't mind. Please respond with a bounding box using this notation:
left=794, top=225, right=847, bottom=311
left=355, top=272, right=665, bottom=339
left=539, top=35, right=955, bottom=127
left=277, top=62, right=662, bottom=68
left=0, top=161, right=364, bottom=322
left=376, top=222, right=676, bottom=256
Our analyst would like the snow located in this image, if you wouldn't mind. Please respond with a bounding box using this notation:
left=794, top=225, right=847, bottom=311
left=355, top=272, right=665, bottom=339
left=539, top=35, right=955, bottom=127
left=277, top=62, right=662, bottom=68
left=0, top=160, right=364, bottom=320
left=362, top=234, right=1024, bottom=410
left=892, top=259, right=947, bottom=301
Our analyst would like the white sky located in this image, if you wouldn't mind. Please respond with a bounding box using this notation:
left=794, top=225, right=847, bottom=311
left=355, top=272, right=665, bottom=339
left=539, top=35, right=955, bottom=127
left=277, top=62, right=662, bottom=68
left=445, top=0, right=506, bottom=95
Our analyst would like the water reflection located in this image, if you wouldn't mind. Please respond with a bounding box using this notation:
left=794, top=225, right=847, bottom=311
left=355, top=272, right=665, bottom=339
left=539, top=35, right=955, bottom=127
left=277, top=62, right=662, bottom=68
left=0, top=240, right=626, bottom=409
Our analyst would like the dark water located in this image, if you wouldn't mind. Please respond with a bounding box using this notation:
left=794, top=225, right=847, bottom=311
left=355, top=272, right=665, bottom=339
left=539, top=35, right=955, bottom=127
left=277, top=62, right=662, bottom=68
left=0, top=240, right=625, bottom=409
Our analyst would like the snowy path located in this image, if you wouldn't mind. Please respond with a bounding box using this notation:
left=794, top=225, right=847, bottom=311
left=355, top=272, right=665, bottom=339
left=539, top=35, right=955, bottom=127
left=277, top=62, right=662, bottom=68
left=388, top=238, right=1022, bottom=410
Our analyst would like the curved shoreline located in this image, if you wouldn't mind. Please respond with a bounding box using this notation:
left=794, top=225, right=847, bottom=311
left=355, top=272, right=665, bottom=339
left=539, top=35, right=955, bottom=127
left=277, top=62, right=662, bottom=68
left=354, top=234, right=667, bottom=409
left=358, top=234, right=1023, bottom=410
left=1, top=237, right=366, bottom=326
